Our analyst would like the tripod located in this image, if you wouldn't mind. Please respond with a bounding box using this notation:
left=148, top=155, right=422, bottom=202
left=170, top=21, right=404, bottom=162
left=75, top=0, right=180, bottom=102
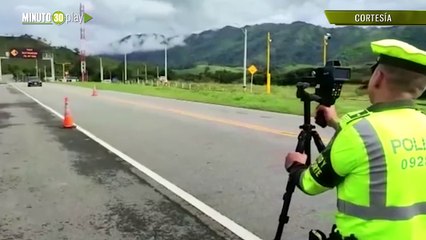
left=274, top=82, right=327, bottom=240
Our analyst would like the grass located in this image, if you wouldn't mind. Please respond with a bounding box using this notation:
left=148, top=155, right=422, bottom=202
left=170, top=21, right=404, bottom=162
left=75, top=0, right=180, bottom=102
left=174, top=64, right=318, bottom=75
left=61, top=81, right=373, bottom=116
left=61, top=81, right=426, bottom=116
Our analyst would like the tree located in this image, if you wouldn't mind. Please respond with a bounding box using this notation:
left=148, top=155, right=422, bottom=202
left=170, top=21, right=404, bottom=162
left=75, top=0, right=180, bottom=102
left=103, top=66, right=113, bottom=80
left=159, top=69, right=177, bottom=80
left=204, top=66, right=210, bottom=75
left=211, top=70, right=240, bottom=84
left=7, top=65, right=23, bottom=78
left=69, top=60, right=81, bottom=77
left=112, top=62, right=133, bottom=81
left=85, top=57, right=100, bottom=81
left=22, top=68, right=35, bottom=76
left=275, top=67, right=314, bottom=86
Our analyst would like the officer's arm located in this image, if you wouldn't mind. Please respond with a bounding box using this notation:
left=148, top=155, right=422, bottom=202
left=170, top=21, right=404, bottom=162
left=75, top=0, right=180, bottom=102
left=289, top=142, right=341, bottom=195
left=289, top=127, right=363, bottom=195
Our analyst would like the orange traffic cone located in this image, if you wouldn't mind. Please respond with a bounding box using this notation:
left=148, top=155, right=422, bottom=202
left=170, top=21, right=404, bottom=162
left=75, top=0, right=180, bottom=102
left=92, top=85, right=98, bottom=96
left=63, top=97, right=75, bottom=128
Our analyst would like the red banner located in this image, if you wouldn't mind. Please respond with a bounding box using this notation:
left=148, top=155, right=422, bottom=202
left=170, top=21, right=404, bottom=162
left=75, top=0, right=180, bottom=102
left=9, top=48, right=41, bottom=59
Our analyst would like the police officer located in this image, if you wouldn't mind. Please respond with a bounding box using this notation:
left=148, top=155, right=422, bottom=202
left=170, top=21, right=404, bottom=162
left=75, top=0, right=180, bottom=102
left=285, top=39, right=426, bottom=240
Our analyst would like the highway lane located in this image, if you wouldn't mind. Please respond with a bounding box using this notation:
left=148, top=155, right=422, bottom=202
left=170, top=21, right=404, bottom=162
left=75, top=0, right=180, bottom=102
left=0, top=84, right=232, bottom=240
left=12, top=81, right=337, bottom=240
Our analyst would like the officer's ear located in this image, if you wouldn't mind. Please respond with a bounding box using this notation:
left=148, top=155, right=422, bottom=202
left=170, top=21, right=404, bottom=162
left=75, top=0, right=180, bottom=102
left=372, top=66, right=385, bottom=89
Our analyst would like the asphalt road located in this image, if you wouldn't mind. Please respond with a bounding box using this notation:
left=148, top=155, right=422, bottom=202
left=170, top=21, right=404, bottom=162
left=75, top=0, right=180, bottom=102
left=9, top=79, right=338, bottom=240
left=0, top=83, right=235, bottom=240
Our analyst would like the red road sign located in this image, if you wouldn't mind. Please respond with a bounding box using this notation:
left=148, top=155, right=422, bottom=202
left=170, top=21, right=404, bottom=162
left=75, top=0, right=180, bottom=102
left=9, top=48, right=41, bottom=59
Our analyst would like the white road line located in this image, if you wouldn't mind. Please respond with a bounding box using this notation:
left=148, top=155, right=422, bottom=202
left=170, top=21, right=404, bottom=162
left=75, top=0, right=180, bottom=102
left=11, top=84, right=263, bottom=240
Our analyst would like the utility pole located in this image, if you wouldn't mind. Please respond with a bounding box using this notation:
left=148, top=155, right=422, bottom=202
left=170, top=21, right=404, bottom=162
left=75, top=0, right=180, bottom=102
left=266, top=32, right=272, bottom=94
left=100, top=57, right=104, bottom=82
left=124, top=53, right=127, bottom=82
left=60, top=63, right=70, bottom=82
left=44, top=66, right=47, bottom=81
left=35, top=59, right=39, bottom=78
left=137, top=68, right=140, bottom=83
left=62, top=63, right=65, bottom=81
left=156, top=66, right=159, bottom=79
left=42, top=53, right=55, bottom=81
left=164, top=44, right=168, bottom=81
left=242, top=28, right=247, bottom=91
left=50, top=55, right=55, bottom=81
left=144, top=63, right=147, bottom=81
left=323, top=33, right=331, bottom=66
left=160, top=34, right=170, bottom=82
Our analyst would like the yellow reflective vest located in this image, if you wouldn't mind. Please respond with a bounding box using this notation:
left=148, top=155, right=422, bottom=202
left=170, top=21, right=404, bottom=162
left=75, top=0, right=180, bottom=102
left=295, top=100, right=426, bottom=240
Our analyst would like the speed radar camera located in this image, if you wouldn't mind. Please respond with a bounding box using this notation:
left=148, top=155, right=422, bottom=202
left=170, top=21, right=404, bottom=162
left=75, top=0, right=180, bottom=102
left=298, top=60, right=351, bottom=106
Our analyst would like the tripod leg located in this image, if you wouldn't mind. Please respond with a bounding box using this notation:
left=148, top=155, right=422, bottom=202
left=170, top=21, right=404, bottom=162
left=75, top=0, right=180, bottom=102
left=303, top=130, right=312, bottom=166
left=274, top=170, right=298, bottom=240
left=296, top=131, right=307, bottom=153
left=274, top=130, right=307, bottom=240
left=311, top=131, right=326, bottom=152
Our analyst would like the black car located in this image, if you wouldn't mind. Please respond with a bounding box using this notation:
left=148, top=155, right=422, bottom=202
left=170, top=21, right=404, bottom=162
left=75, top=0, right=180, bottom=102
left=27, top=76, right=42, bottom=87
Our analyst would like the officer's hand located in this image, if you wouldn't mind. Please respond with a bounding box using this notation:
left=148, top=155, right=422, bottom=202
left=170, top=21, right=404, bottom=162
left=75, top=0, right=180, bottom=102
left=285, top=152, right=307, bottom=171
left=315, top=105, right=339, bottom=130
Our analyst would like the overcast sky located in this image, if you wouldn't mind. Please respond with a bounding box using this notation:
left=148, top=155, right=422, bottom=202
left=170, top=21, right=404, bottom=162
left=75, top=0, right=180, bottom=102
left=0, top=0, right=424, bottom=54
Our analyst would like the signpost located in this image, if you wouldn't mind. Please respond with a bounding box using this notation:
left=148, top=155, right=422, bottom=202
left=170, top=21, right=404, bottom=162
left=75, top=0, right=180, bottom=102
left=0, top=52, right=10, bottom=81
left=42, top=52, right=55, bottom=82
left=61, top=63, right=71, bottom=82
left=1, top=49, right=54, bottom=81
left=9, top=48, right=41, bottom=59
left=9, top=48, right=41, bottom=80
left=247, top=64, right=257, bottom=93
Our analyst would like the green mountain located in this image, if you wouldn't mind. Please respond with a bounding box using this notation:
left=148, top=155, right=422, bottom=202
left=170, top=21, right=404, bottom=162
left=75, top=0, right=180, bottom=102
left=2, top=22, right=426, bottom=82
left=106, top=22, right=426, bottom=70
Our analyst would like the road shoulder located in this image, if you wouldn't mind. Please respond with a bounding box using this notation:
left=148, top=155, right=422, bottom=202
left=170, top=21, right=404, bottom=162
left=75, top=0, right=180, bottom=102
left=0, top=85, right=234, bottom=240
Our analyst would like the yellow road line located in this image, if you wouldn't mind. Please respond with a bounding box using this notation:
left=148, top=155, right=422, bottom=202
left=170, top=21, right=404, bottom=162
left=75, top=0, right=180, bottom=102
left=59, top=84, right=330, bottom=140
left=99, top=95, right=305, bottom=138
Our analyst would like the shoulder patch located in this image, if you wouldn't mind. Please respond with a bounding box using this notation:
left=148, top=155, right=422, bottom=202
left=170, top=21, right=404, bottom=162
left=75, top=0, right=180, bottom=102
left=339, top=109, right=371, bottom=128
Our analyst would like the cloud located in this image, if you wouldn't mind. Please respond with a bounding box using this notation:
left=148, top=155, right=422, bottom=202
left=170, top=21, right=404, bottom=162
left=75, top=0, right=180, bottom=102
left=0, top=0, right=425, bottom=55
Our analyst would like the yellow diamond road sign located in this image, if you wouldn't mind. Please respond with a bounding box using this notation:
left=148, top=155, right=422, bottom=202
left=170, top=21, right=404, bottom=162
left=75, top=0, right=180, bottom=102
left=248, top=65, right=257, bottom=75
